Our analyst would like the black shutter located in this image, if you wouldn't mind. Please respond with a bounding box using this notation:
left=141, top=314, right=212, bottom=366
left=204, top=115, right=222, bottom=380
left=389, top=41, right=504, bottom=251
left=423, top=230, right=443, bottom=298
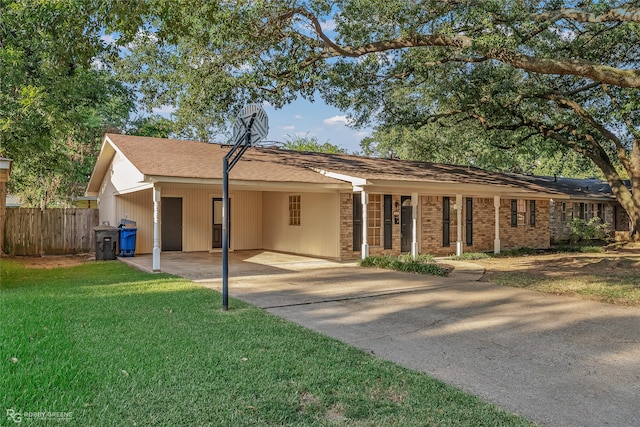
left=511, top=199, right=518, bottom=227
left=465, top=197, right=473, bottom=246
left=384, top=195, right=392, bottom=249
left=443, top=197, right=450, bottom=247
left=597, top=203, right=604, bottom=222
left=529, top=200, right=536, bottom=227
left=353, top=194, right=362, bottom=251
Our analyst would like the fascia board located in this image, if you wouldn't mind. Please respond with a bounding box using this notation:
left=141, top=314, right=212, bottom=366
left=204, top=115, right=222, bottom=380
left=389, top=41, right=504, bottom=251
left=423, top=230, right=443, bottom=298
left=144, top=175, right=351, bottom=192
left=311, top=168, right=368, bottom=186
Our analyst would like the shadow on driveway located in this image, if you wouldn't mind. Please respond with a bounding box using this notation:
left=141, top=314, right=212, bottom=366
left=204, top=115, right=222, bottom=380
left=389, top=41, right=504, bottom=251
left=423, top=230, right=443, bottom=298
left=121, top=250, right=640, bottom=427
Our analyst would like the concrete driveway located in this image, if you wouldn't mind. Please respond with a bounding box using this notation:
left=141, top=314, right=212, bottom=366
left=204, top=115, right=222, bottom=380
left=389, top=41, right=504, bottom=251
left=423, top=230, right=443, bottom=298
left=123, top=251, right=640, bottom=427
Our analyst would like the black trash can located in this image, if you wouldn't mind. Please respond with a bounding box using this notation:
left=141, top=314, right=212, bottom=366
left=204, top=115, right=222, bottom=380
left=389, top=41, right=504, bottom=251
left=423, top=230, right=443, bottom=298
left=94, top=225, right=119, bottom=261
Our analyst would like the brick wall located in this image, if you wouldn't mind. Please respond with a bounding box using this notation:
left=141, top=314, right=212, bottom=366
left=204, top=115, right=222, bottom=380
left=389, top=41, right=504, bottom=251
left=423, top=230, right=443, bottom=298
left=339, top=192, right=358, bottom=260
left=500, top=198, right=550, bottom=249
left=550, top=200, right=620, bottom=243
left=466, top=197, right=495, bottom=252
left=341, top=192, right=553, bottom=260
left=420, top=196, right=451, bottom=256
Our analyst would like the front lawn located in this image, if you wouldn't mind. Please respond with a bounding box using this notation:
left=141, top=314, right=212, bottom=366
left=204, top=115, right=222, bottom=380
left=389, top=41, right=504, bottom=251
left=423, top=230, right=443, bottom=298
left=474, top=251, right=640, bottom=307
left=0, top=259, right=533, bottom=426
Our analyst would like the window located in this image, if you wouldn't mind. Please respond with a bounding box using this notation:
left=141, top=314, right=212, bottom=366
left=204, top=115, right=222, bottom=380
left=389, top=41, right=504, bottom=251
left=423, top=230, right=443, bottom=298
left=511, top=199, right=535, bottom=227
left=561, top=202, right=568, bottom=223
left=288, top=195, right=300, bottom=226
left=573, top=202, right=585, bottom=220
left=367, top=194, right=381, bottom=246
left=585, top=203, right=595, bottom=221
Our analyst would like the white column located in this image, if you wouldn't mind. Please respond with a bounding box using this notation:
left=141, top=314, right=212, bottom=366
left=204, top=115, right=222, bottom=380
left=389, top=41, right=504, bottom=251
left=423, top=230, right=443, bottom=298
left=411, top=192, right=419, bottom=259
left=456, top=194, right=463, bottom=256
left=494, top=195, right=501, bottom=254
left=361, top=191, right=369, bottom=259
left=152, top=186, right=161, bottom=271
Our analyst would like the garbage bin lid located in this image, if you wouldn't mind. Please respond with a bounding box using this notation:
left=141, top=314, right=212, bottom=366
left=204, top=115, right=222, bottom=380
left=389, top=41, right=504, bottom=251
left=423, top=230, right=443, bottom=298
left=93, top=225, right=118, bottom=231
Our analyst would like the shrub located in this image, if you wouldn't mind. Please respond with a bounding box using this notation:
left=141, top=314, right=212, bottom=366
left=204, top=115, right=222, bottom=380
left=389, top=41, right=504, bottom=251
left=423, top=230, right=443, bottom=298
left=452, top=252, right=490, bottom=260
left=568, top=217, right=610, bottom=243
left=556, top=245, right=605, bottom=253
left=359, top=254, right=448, bottom=276
left=495, top=247, right=538, bottom=257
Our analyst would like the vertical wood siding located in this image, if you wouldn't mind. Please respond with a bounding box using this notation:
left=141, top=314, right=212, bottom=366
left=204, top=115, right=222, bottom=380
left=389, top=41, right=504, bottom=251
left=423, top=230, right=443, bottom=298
left=114, top=187, right=263, bottom=254
left=3, top=208, right=99, bottom=256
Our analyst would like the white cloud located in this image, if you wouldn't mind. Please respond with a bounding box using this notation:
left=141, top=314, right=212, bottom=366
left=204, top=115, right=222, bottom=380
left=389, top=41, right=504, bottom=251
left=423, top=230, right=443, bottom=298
left=354, top=131, right=370, bottom=138
left=152, top=104, right=177, bottom=115
left=293, top=114, right=303, bottom=119
left=100, top=34, right=117, bottom=46
left=321, top=19, right=337, bottom=32
left=323, top=115, right=352, bottom=126
left=91, top=58, right=108, bottom=71
left=280, top=125, right=296, bottom=130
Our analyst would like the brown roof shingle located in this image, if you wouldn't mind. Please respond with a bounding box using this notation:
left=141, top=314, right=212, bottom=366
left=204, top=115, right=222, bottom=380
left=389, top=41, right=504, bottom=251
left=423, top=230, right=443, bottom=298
left=104, top=134, right=566, bottom=195
left=107, top=134, right=343, bottom=185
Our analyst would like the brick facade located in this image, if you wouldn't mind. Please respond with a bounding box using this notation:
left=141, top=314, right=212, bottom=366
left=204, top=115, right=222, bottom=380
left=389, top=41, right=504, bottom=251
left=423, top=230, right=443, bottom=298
left=550, top=200, right=625, bottom=243
left=500, top=198, right=550, bottom=249
left=340, top=193, right=554, bottom=260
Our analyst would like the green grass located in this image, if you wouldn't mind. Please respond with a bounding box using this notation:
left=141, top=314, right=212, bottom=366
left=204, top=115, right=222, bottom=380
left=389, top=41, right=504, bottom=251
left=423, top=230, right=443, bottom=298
left=451, top=252, right=491, bottom=260
left=360, top=254, right=449, bottom=276
left=0, top=259, right=534, bottom=426
left=489, top=271, right=640, bottom=307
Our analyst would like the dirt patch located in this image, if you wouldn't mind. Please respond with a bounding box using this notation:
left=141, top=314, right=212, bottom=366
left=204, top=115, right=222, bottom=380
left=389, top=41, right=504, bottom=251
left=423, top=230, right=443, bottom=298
left=471, top=250, right=640, bottom=307
left=8, top=254, right=94, bottom=269
left=474, top=251, right=640, bottom=280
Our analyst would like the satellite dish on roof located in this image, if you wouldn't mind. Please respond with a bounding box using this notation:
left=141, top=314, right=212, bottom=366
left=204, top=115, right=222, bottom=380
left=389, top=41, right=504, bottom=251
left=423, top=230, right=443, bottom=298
left=232, top=103, right=269, bottom=146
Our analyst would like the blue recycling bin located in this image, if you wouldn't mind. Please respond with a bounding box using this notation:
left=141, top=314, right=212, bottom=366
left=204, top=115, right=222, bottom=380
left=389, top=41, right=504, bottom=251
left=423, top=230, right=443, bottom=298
left=118, top=228, right=137, bottom=257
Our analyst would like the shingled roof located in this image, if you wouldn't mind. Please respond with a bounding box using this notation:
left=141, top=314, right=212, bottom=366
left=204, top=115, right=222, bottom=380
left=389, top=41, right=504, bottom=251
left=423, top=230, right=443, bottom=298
left=106, top=133, right=343, bottom=185
left=511, top=175, right=623, bottom=200
left=88, top=134, right=597, bottom=198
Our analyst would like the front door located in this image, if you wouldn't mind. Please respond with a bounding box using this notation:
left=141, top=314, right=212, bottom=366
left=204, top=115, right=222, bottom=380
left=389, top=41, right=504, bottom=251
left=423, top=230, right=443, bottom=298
left=212, top=198, right=224, bottom=249
left=400, top=196, right=412, bottom=252
left=161, top=197, right=183, bottom=251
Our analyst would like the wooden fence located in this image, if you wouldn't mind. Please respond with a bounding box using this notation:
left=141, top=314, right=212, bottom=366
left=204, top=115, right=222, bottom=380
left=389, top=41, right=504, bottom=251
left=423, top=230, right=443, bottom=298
left=3, top=208, right=99, bottom=256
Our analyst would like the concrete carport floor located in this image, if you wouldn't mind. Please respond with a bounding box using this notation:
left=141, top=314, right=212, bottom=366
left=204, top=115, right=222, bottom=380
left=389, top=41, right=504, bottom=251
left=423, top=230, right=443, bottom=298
left=121, top=251, right=640, bottom=427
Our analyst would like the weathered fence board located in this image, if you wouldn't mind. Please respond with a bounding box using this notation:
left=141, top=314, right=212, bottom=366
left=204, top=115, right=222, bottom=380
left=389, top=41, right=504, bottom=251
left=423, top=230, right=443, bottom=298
left=3, top=208, right=99, bottom=256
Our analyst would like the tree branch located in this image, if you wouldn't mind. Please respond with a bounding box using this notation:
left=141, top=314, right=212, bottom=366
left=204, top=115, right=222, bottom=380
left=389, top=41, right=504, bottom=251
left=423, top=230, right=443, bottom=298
left=280, top=8, right=640, bottom=88
left=536, top=8, right=640, bottom=24
left=542, top=93, right=632, bottom=175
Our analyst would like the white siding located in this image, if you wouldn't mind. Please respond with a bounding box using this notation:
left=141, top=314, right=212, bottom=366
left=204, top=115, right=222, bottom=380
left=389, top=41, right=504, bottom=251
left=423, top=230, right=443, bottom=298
left=231, top=190, right=263, bottom=250
left=262, top=192, right=340, bottom=258
left=113, top=186, right=263, bottom=254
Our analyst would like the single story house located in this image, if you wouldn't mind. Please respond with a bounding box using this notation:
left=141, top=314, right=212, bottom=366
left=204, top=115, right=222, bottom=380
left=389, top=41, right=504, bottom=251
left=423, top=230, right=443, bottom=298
left=516, top=176, right=631, bottom=243
left=85, top=134, right=624, bottom=271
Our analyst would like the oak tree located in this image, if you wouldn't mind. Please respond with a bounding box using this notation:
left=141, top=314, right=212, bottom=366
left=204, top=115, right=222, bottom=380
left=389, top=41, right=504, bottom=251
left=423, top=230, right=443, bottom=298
left=108, top=1, right=640, bottom=238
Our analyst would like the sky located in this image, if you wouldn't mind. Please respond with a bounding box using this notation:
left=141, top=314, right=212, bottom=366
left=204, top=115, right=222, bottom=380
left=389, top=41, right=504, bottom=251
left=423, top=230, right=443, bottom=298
left=262, top=99, right=371, bottom=154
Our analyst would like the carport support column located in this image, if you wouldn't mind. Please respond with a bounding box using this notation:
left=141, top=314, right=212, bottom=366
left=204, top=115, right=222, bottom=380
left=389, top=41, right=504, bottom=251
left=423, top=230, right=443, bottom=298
left=361, top=191, right=369, bottom=259
left=411, top=192, right=418, bottom=259
left=456, top=194, right=463, bottom=256
left=494, top=196, right=501, bottom=254
left=152, top=186, right=161, bottom=271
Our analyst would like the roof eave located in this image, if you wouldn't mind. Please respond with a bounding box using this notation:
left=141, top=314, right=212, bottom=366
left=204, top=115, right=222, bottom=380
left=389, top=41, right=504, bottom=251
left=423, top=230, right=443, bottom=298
left=145, top=175, right=352, bottom=192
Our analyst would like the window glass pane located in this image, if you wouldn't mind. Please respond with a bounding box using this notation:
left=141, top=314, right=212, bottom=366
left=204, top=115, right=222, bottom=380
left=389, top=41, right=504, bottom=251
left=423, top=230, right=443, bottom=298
left=517, top=199, right=527, bottom=225
left=367, top=194, right=381, bottom=246
left=289, top=195, right=301, bottom=226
